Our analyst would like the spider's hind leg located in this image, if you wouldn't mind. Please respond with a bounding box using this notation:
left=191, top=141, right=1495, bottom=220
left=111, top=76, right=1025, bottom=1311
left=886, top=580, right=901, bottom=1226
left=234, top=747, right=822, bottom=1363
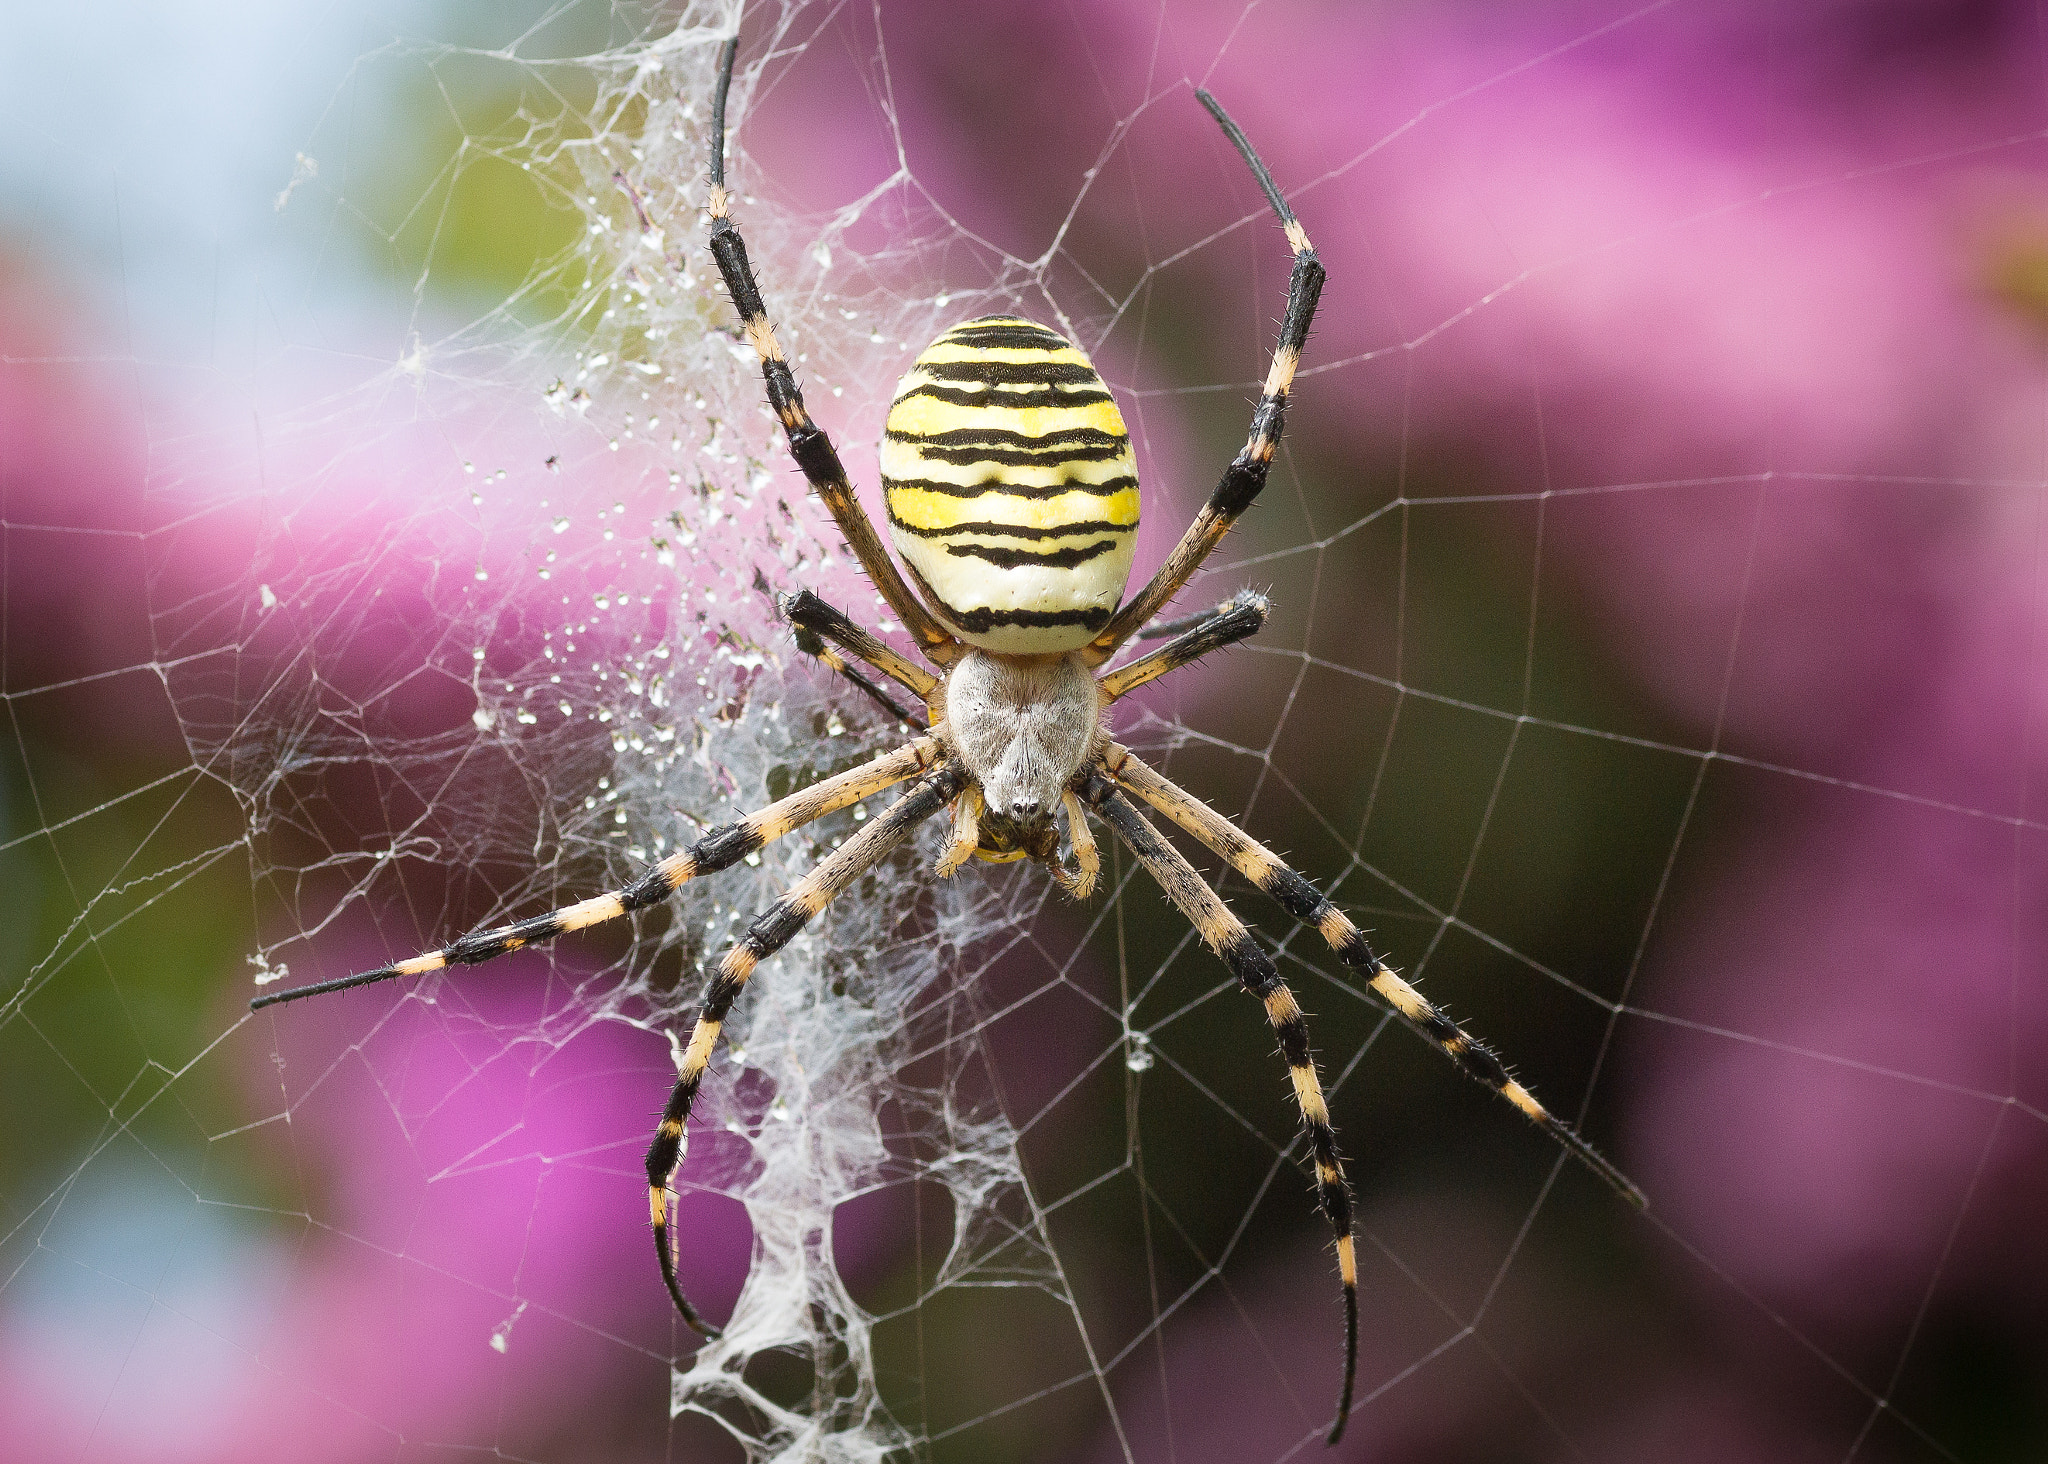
left=1083, top=88, right=1323, bottom=667
left=1105, top=743, right=1647, bottom=1209
left=645, top=764, right=967, bottom=1336
left=701, top=32, right=954, bottom=663
left=1077, top=769, right=1359, bottom=1446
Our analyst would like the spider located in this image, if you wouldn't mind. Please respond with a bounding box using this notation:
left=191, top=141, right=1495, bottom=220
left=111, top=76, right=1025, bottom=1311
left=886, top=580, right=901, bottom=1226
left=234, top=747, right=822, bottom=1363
left=252, top=34, right=1643, bottom=1447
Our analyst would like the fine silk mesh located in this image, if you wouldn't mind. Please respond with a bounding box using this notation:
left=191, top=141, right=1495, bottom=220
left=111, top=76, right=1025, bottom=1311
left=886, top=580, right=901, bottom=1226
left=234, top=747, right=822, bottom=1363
left=2, top=3, right=2043, bottom=1463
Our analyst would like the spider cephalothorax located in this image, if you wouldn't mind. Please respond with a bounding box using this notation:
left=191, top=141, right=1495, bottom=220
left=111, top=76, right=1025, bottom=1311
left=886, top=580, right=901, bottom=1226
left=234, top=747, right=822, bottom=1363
left=251, top=34, right=1643, bottom=1449
left=935, top=648, right=1103, bottom=870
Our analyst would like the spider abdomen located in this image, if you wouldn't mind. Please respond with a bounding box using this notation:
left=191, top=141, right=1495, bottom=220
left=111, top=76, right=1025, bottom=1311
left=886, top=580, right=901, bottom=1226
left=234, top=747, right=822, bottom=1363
left=881, top=316, right=1139, bottom=654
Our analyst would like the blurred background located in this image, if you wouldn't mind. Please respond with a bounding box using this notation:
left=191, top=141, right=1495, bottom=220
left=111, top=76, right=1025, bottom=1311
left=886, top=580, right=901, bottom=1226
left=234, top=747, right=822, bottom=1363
left=2, top=1, right=2044, bottom=1460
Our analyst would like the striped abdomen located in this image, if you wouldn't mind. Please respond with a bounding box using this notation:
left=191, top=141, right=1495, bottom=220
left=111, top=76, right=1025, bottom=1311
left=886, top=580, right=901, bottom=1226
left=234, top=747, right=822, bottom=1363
left=881, top=316, right=1138, bottom=654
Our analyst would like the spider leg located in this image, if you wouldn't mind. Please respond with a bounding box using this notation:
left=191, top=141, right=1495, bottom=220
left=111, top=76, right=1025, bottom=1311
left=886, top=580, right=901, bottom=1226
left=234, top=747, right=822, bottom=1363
left=1136, top=596, right=1256, bottom=641
left=1077, top=769, right=1358, bottom=1448
left=1098, top=589, right=1269, bottom=703
left=1084, top=91, right=1323, bottom=666
left=702, top=35, right=956, bottom=664
left=779, top=589, right=940, bottom=701
left=935, top=785, right=983, bottom=877
left=1053, top=789, right=1099, bottom=899
left=1104, top=744, right=1647, bottom=1209
left=646, top=763, right=967, bottom=1334
left=250, top=739, right=940, bottom=1010
left=793, top=629, right=924, bottom=729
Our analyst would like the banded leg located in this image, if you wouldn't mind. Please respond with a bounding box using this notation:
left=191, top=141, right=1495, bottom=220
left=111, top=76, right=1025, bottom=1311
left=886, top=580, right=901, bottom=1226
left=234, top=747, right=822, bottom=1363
left=250, top=739, right=938, bottom=1011
left=1105, top=745, right=1646, bottom=1208
left=646, top=763, right=967, bottom=1334
left=1136, top=594, right=1261, bottom=641
left=1078, top=770, right=1359, bottom=1447
left=1084, top=91, right=1324, bottom=666
left=781, top=588, right=939, bottom=730
left=1098, top=590, right=1269, bottom=703
left=702, top=36, right=955, bottom=663
left=793, top=627, right=924, bottom=729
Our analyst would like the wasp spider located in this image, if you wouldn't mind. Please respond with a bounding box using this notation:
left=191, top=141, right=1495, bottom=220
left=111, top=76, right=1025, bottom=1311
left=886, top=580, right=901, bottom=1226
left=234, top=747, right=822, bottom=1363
left=253, top=35, right=1643, bottom=1446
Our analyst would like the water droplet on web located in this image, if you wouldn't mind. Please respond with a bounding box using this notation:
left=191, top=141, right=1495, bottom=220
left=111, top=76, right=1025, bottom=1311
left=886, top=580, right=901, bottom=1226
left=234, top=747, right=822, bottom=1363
left=273, top=151, right=317, bottom=212
left=488, top=1301, right=528, bottom=1353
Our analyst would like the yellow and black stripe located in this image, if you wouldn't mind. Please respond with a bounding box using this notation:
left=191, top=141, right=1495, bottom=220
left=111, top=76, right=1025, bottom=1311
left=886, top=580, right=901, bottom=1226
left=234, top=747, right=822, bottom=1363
left=881, top=316, right=1139, bottom=654
left=645, top=764, right=965, bottom=1334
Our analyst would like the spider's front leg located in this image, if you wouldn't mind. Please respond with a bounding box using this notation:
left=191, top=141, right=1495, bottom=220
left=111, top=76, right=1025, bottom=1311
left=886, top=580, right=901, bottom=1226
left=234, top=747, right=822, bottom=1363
left=699, top=35, right=955, bottom=665
left=1083, top=91, right=1323, bottom=667
left=644, top=763, right=967, bottom=1335
left=250, top=738, right=942, bottom=1011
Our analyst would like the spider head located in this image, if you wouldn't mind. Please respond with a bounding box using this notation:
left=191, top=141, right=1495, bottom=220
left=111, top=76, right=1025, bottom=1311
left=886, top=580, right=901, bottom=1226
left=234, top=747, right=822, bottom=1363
left=984, top=785, right=1048, bottom=827
left=973, top=803, right=1061, bottom=864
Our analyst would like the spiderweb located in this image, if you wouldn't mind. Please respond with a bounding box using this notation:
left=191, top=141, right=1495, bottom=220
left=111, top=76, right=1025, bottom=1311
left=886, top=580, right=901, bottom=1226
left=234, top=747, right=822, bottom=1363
left=3, top=1, right=2044, bottom=1461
